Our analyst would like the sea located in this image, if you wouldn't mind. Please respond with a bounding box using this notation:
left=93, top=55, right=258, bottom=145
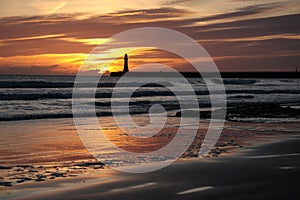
left=0, top=75, right=299, bottom=122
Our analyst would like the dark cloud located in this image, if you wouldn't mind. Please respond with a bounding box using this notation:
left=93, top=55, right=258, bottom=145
left=163, top=0, right=197, bottom=5
left=0, top=37, right=94, bottom=57
left=193, top=2, right=285, bottom=22
left=193, top=14, right=300, bottom=40
left=230, top=0, right=262, bottom=2
left=109, top=7, right=192, bottom=16
left=215, top=54, right=299, bottom=72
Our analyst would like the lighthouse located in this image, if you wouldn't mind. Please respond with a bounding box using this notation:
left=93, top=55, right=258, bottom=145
left=123, top=54, right=129, bottom=73
left=109, top=54, right=130, bottom=76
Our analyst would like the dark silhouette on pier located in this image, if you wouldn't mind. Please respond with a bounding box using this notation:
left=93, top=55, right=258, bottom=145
left=110, top=54, right=129, bottom=76
left=123, top=54, right=129, bottom=73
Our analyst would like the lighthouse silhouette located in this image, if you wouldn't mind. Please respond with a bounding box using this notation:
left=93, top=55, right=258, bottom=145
left=123, top=54, right=129, bottom=73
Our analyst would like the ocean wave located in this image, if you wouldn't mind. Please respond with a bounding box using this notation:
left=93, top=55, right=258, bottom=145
left=0, top=104, right=182, bottom=121
left=228, top=95, right=255, bottom=99
left=212, top=79, right=257, bottom=85
left=1, top=89, right=299, bottom=100
left=0, top=81, right=172, bottom=88
left=0, top=113, right=74, bottom=121
left=226, top=89, right=300, bottom=94
left=0, top=90, right=180, bottom=100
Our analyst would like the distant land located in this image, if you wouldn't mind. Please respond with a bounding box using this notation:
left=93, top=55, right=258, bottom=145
left=110, top=72, right=300, bottom=78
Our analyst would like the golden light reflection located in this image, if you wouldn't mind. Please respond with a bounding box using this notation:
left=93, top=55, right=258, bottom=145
left=101, top=124, right=177, bottom=153
left=59, top=37, right=113, bottom=46
left=0, top=34, right=65, bottom=43
left=0, top=53, right=87, bottom=73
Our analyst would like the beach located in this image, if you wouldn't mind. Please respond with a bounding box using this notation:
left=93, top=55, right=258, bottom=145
left=0, top=116, right=299, bottom=199
left=1, top=134, right=299, bottom=200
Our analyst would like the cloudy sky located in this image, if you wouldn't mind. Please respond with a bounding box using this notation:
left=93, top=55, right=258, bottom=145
left=0, top=0, right=299, bottom=75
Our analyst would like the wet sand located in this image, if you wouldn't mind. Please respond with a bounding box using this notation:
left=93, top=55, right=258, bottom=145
left=1, top=135, right=300, bottom=200
left=0, top=117, right=299, bottom=199
left=0, top=118, right=299, bottom=187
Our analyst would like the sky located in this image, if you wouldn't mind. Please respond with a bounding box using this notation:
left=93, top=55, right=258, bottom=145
left=0, top=0, right=299, bottom=75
